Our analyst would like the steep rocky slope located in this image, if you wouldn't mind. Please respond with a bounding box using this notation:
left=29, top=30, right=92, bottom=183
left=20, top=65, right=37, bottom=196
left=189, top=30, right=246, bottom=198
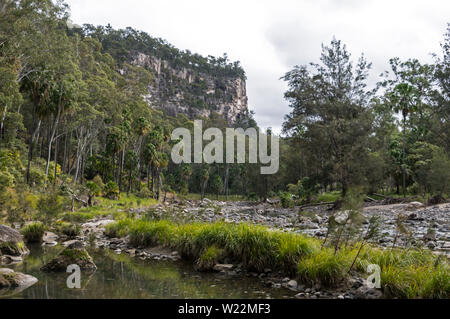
left=131, top=52, right=249, bottom=122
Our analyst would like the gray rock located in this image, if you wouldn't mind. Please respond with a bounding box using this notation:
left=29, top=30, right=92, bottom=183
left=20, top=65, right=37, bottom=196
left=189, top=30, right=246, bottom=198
left=62, top=240, right=85, bottom=249
left=213, top=264, right=234, bottom=272
left=272, top=283, right=281, bottom=288
left=354, top=286, right=383, bottom=299
left=0, top=268, right=38, bottom=296
left=41, top=247, right=96, bottom=272
left=42, top=241, right=58, bottom=247
left=0, top=255, right=22, bottom=264
left=287, top=280, right=298, bottom=289
left=0, top=225, right=29, bottom=256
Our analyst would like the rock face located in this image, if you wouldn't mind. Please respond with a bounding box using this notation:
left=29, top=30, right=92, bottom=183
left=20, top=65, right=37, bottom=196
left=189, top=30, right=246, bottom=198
left=131, top=52, right=249, bottom=123
left=41, top=244, right=96, bottom=272
left=0, top=268, right=38, bottom=294
left=0, top=225, right=29, bottom=257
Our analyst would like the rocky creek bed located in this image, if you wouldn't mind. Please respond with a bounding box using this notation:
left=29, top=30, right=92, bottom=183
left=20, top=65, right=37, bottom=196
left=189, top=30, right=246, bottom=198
left=137, top=199, right=449, bottom=257
left=67, top=198, right=448, bottom=299
left=1, top=199, right=448, bottom=299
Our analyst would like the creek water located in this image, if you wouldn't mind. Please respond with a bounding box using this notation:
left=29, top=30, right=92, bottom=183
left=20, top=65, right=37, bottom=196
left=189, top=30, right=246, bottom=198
left=1, top=244, right=293, bottom=299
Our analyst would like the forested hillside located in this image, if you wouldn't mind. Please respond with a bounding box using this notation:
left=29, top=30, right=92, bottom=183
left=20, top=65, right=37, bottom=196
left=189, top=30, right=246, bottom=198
left=0, top=0, right=449, bottom=300
left=0, top=0, right=449, bottom=217
left=0, top=0, right=259, bottom=217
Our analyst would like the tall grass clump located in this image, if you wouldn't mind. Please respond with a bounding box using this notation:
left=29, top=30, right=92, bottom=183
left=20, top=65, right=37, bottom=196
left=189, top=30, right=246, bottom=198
left=21, top=222, right=45, bottom=243
left=104, top=218, right=134, bottom=238
left=297, top=248, right=353, bottom=286
left=104, top=218, right=449, bottom=298
left=356, top=246, right=449, bottom=298
left=195, top=245, right=224, bottom=271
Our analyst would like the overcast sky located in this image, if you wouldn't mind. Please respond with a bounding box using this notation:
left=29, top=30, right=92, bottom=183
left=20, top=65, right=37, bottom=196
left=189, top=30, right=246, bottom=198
left=65, top=0, right=449, bottom=134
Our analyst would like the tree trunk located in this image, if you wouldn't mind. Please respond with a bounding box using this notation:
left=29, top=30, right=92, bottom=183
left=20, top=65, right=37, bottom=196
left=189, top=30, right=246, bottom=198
left=26, top=117, right=41, bottom=185
left=402, top=115, right=407, bottom=198
left=147, top=165, right=150, bottom=190
left=62, top=133, right=68, bottom=173
left=53, top=133, right=58, bottom=182
left=224, top=164, right=229, bottom=200
left=45, top=101, right=62, bottom=181
left=156, top=168, right=160, bottom=200
left=128, top=165, right=132, bottom=195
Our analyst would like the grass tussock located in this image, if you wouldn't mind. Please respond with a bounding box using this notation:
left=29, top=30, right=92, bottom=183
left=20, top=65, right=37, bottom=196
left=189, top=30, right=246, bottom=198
left=196, top=245, right=224, bottom=271
left=21, top=222, right=45, bottom=243
left=105, top=218, right=449, bottom=298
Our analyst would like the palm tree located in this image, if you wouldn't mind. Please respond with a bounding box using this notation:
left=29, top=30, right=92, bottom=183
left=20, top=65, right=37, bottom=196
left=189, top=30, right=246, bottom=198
left=389, top=83, right=415, bottom=198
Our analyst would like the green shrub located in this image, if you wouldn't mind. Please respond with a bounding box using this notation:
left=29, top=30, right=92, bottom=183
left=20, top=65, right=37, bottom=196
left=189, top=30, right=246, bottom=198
left=103, top=181, right=119, bottom=200
left=36, top=192, right=64, bottom=224
left=279, top=192, right=294, bottom=208
left=136, top=187, right=153, bottom=199
left=21, top=222, right=45, bottom=243
left=61, top=211, right=95, bottom=223
left=246, top=192, right=258, bottom=201
left=54, top=221, right=81, bottom=238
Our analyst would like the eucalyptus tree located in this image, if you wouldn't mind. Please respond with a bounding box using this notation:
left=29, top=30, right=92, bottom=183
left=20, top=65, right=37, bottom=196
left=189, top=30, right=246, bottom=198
left=9, top=0, right=72, bottom=184
left=44, top=33, right=83, bottom=182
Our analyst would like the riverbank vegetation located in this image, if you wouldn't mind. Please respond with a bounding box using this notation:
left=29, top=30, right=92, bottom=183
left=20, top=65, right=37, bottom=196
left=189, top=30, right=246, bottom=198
left=1, top=1, right=449, bottom=214
left=104, top=218, right=449, bottom=298
left=0, top=0, right=449, bottom=300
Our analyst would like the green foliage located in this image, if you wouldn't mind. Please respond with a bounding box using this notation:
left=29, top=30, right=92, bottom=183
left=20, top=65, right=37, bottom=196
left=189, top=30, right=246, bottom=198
left=196, top=245, right=224, bottom=271
left=54, top=221, right=81, bottom=238
left=297, top=248, right=352, bottom=286
left=279, top=192, right=294, bottom=208
left=36, top=192, right=65, bottom=225
left=103, top=181, right=120, bottom=200
left=105, top=218, right=448, bottom=296
left=21, top=222, right=45, bottom=243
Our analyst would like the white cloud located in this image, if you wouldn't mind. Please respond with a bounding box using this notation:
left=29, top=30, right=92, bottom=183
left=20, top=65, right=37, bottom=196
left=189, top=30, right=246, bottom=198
left=65, top=0, right=449, bottom=134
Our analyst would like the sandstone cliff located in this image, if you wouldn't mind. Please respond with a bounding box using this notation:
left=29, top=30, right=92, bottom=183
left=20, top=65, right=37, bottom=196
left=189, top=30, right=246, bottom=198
left=131, top=52, right=249, bottom=123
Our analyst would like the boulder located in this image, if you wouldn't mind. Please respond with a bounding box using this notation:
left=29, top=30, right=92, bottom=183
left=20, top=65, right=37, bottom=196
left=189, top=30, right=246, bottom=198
left=334, top=211, right=349, bottom=224
left=62, top=240, right=85, bottom=248
left=0, top=255, right=23, bottom=264
left=287, top=280, right=298, bottom=289
left=213, top=264, right=234, bottom=272
left=0, top=225, right=29, bottom=257
left=406, top=201, right=425, bottom=210
left=0, top=268, right=38, bottom=291
left=41, top=247, right=96, bottom=272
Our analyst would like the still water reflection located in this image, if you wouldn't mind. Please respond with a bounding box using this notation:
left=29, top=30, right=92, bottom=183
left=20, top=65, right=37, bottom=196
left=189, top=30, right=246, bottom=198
left=3, top=244, right=293, bottom=299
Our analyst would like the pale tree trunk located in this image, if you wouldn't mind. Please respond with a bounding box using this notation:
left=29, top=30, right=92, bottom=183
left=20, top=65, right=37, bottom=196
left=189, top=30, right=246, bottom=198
left=45, top=104, right=62, bottom=182
left=0, top=103, right=7, bottom=153
left=53, top=132, right=58, bottom=182
left=26, top=118, right=41, bottom=185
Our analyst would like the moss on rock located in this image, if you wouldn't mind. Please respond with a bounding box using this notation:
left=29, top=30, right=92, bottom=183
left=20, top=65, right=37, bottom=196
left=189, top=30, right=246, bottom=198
left=41, top=247, right=96, bottom=272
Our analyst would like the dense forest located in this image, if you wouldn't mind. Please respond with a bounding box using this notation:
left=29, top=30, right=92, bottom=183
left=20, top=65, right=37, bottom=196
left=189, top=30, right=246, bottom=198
left=0, top=0, right=449, bottom=223
left=0, top=0, right=449, bottom=301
